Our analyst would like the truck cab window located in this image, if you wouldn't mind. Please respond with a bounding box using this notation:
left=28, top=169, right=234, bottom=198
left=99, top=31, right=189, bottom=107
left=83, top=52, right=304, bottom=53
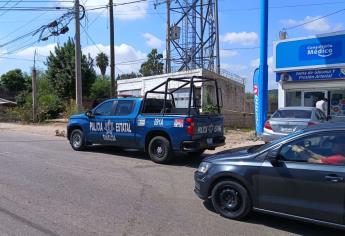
left=115, top=100, right=135, bottom=116
left=94, top=101, right=114, bottom=116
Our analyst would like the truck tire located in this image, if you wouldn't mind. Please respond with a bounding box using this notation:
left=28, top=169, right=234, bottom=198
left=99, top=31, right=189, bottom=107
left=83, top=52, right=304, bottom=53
left=148, top=136, right=173, bottom=164
left=211, top=180, right=251, bottom=220
left=70, top=129, right=86, bottom=151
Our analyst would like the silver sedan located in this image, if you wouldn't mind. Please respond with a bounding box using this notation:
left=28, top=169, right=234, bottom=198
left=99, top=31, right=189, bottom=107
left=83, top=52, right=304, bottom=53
left=262, top=107, right=327, bottom=142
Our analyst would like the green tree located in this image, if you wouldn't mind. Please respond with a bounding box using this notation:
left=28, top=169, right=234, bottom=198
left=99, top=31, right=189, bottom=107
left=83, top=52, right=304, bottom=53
left=0, top=69, right=30, bottom=94
left=116, top=72, right=140, bottom=80
left=95, top=52, right=109, bottom=77
left=139, top=49, right=164, bottom=76
left=45, top=38, right=96, bottom=100
left=90, top=76, right=111, bottom=100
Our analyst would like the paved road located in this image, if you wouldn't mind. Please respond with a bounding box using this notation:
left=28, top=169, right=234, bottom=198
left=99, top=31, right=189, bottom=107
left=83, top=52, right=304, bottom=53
left=0, top=130, right=343, bottom=236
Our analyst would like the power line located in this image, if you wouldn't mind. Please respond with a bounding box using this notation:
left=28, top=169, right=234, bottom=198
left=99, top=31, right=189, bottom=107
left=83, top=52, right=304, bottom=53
left=285, top=8, right=345, bottom=31
left=0, top=0, right=23, bottom=18
left=0, top=7, right=71, bottom=11
left=0, top=11, right=48, bottom=42
left=0, top=0, right=73, bottom=3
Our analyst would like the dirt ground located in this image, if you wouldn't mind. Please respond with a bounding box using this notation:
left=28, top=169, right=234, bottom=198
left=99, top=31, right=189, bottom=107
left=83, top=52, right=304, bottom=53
left=0, top=122, right=263, bottom=153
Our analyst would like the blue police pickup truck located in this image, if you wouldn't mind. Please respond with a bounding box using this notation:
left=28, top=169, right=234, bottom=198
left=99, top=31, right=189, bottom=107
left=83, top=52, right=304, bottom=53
left=67, top=76, right=225, bottom=164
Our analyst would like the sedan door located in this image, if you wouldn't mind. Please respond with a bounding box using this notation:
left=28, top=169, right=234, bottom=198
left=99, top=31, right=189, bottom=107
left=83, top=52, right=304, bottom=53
left=258, top=131, right=345, bottom=225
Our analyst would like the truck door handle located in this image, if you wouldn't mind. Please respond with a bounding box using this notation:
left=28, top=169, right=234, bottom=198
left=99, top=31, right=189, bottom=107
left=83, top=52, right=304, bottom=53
left=325, top=175, right=343, bottom=183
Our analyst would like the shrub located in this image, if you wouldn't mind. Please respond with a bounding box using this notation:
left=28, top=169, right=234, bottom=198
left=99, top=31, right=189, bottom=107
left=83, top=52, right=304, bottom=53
left=90, top=78, right=111, bottom=100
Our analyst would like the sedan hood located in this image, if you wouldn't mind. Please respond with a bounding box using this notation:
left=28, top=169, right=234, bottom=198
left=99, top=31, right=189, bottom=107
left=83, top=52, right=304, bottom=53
left=204, top=145, right=260, bottom=163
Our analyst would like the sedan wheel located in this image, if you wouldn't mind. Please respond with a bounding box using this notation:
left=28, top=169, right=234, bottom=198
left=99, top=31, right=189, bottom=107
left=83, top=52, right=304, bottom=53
left=211, top=180, right=251, bottom=220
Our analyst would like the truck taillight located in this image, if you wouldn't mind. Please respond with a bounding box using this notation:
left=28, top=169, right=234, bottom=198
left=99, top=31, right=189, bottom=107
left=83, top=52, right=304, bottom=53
left=186, top=117, right=194, bottom=136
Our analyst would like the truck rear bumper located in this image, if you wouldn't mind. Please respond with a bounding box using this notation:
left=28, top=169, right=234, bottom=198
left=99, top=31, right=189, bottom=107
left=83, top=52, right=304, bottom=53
left=182, top=136, right=225, bottom=152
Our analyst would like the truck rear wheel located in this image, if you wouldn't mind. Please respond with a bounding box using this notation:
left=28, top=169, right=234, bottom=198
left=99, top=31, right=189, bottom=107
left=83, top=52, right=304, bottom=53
left=148, top=136, right=173, bottom=164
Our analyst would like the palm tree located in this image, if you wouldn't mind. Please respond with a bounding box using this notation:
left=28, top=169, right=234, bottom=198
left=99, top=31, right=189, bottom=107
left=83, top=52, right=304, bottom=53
left=95, top=52, right=109, bottom=78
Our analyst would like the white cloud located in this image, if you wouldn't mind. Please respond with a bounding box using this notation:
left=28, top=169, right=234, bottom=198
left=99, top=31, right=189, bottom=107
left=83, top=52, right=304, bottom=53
left=16, top=44, right=57, bottom=57
left=13, top=43, right=146, bottom=74
left=248, top=56, right=277, bottom=90
left=221, top=63, right=248, bottom=73
left=82, top=43, right=146, bottom=74
left=220, top=50, right=238, bottom=58
left=143, top=33, right=164, bottom=49
left=281, top=16, right=343, bottom=33
left=220, top=32, right=258, bottom=45
left=59, top=0, right=148, bottom=20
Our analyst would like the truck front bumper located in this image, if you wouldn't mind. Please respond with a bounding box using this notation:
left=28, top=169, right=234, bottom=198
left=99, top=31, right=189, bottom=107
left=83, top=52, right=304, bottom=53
left=182, top=136, right=225, bottom=152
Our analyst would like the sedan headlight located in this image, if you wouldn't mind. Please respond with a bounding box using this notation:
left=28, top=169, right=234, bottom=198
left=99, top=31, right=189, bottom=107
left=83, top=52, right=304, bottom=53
left=197, top=162, right=211, bottom=174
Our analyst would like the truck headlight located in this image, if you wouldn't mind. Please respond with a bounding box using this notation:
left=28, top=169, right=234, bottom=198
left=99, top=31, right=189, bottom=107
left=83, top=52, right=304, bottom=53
left=198, top=162, right=211, bottom=174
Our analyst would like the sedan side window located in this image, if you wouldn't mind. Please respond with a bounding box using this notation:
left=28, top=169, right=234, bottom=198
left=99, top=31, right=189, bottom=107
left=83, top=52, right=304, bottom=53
left=279, top=132, right=345, bottom=165
left=94, top=101, right=114, bottom=116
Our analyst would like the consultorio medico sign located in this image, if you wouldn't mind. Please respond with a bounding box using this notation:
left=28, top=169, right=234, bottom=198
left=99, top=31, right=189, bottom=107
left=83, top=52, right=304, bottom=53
left=274, top=32, right=345, bottom=72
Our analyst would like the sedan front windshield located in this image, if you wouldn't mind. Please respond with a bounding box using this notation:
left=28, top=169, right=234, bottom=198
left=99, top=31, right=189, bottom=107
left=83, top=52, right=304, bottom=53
left=250, top=129, right=305, bottom=153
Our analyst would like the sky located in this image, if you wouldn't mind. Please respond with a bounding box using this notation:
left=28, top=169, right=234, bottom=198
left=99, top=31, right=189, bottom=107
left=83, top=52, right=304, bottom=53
left=0, top=0, right=344, bottom=92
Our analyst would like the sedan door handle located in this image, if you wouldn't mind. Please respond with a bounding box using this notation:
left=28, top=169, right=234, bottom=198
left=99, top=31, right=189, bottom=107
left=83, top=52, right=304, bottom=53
left=325, top=175, right=343, bottom=183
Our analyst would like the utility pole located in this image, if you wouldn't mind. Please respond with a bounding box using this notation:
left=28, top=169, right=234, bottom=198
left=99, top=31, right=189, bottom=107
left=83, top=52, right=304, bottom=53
left=165, top=0, right=171, bottom=73
left=75, top=0, right=83, bottom=112
left=109, top=0, right=116, bottom=97
left=32, top=50, right=37, bottom=122
left=215, top=0, right=220, bottom=74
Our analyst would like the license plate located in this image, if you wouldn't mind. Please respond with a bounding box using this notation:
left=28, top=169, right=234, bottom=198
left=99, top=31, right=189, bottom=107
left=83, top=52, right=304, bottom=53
left=207, top=138, right=213, bottom=145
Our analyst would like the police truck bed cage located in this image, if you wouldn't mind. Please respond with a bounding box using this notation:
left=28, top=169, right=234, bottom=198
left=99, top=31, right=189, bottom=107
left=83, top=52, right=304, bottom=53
left=142, top=76, right=221, bottom=116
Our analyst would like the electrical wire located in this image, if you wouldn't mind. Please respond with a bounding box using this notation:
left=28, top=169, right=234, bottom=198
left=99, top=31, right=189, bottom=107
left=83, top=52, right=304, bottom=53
left=285, top=8, right=345, bottom=31
left=0, top=0, right=23, bottom=18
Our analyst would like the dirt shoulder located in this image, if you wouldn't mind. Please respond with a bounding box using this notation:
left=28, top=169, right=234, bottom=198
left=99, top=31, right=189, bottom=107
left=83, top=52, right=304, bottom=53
left=0, top=122, right=263, bottom=152
left=0, top=122, right=67, bottom=137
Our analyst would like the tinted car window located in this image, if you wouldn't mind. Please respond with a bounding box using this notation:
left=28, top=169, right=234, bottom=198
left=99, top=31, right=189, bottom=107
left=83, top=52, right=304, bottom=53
left=115, top=100, right=135, bottom=116
left=279, top=132, right=345, bottom=165
left=94, top=101, right=114, bottom=116
left=272, top=110, right=312, bottom=119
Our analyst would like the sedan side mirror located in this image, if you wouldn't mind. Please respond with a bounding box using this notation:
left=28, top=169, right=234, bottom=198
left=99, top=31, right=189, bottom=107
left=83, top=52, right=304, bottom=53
left=85, top=110, right=94, bottom=118
left=267, top=147, right=282, bottom=166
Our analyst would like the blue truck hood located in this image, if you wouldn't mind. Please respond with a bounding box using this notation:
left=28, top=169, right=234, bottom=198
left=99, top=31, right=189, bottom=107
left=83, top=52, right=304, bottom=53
left=69, top=113, right=88, bottom=120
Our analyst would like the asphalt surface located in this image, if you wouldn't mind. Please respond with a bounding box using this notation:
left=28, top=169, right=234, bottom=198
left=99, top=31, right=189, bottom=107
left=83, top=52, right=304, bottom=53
left=0, top=130, right=344, bottom=236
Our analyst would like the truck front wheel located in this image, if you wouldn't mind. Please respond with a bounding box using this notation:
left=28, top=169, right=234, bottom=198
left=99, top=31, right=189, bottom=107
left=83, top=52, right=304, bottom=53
left=148, top=136, right=173, bottom=164
left=70, top=129, right=86, bottom=151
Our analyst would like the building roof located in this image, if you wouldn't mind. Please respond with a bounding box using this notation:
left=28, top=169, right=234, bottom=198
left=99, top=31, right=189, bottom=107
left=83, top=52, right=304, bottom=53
left=0, top=98, right=17, bottom=105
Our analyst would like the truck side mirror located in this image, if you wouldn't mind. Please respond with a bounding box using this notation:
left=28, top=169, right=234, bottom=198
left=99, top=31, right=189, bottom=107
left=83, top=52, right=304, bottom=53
left=85, top=110, right=94, bottom=118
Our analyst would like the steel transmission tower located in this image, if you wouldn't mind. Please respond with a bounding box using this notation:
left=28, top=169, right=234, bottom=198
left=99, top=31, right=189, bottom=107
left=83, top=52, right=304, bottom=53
left=164, top=0, right=220, bottom=73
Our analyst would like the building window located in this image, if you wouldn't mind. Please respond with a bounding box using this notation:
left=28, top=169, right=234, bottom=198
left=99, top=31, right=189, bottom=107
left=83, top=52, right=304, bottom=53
left=286, top=91, right=301, bottom=107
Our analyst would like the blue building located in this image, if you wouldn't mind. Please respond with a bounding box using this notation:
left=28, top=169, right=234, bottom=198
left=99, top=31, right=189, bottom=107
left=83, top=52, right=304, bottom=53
left=274, top=31, right=345, bottom=121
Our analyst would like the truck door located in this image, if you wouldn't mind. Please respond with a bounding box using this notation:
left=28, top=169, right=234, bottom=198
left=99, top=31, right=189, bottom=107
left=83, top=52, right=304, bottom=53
left=89, top=100, right=116, bottom=143
left=112, top=100, right=137, bottom=147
